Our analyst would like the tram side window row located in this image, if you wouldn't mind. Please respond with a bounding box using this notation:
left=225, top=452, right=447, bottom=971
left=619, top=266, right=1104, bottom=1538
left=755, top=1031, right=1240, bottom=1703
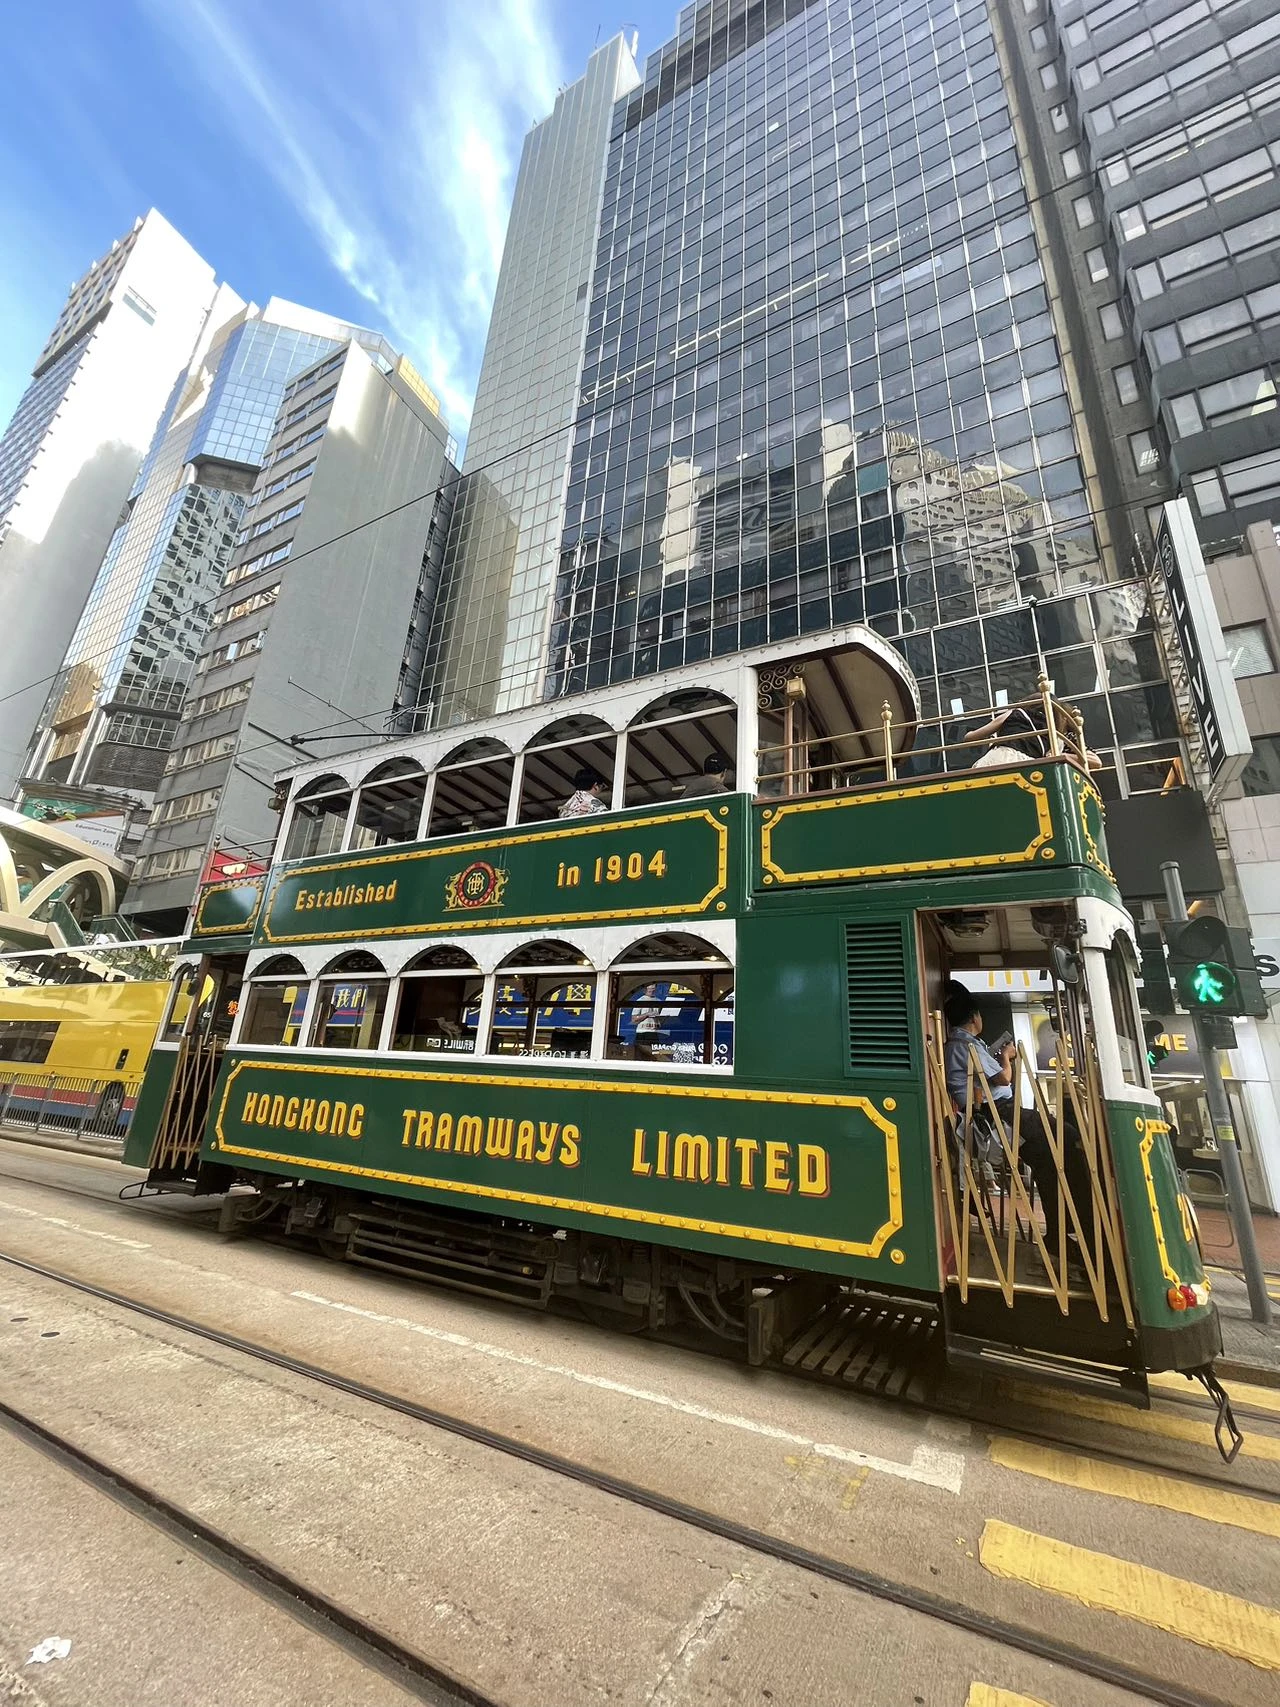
left=236, top=935, right=734, bottom=1068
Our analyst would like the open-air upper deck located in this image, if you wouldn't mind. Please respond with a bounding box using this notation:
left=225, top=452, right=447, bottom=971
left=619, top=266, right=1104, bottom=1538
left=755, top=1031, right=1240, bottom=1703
left=187, top=626, right=1114, bottom=952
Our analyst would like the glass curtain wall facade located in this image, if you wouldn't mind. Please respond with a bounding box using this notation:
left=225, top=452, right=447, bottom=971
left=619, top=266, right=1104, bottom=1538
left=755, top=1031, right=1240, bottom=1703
left=418, top=35, right=641, bottom=728
left=27, top=308, right=351, bottom=794
left=537, top=0, right=1185, bottom=787
left=1040, top=0, right=1280, bottom=538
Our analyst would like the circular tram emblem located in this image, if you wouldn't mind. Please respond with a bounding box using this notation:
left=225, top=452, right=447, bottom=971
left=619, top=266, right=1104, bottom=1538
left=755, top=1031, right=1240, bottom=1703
left=445, top=859, right=508, bottom=911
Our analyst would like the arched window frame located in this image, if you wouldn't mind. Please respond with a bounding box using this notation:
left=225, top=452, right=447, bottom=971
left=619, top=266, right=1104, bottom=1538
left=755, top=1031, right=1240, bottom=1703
left=606, top=932, right=734, bottom=1070
left=348, top=758, right=430, bottom=852
left=234, top=954, right=313, bottom=1049
left=619, top=689, right=740, bottom=809
left=281, top=773, right=355, bottom=862
left=389, top=945, right=485, bottom=1057
left=427, top=738, right=516, bottom=839
left=486, top=939, right=599, bottom=1060
left=308, top=950, right=393, bottom=1052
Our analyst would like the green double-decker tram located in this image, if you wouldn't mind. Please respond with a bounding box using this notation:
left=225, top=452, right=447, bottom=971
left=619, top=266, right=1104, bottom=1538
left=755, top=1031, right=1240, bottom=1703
left=127, top=628, right=1219, bottom=1404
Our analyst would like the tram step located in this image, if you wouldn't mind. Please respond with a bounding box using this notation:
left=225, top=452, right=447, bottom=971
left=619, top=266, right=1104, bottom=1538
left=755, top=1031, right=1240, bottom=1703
left=778, top=1293, right=942, bottom=1402
left=344, top=1205, right=557, bottom=1307
left=944, top=1332, right=1149, bottom=1407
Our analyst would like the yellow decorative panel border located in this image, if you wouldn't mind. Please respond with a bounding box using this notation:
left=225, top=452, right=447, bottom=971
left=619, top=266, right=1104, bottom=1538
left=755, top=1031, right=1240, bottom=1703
left=758, top=772, right=1054, bottom=885
left=192, top=879, right=265, bottom=937
left=1137, top=1115, right=1179, bottom=1286
left=212, top=1057, right=903, bottom=1260
left=1075, top=776, right=1115, bottom=882
left=259, top=808, right=731, bottom=943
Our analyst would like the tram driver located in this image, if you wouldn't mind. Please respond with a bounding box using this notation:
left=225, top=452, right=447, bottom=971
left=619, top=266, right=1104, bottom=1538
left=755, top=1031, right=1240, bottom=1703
left=943, top=993, right=1090, bottom=1255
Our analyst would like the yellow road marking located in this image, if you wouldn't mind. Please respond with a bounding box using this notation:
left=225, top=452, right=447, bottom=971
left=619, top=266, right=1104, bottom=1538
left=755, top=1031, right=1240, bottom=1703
left=997, top=1380, right=1280, bottom=1462
left=990, top=1436, right=1280, bottom=1537
left=966, top=1687, right=1051, bottom=1707
left=1149, top=1371, right=1280, bottom=1418
left=980, top=1520, right=1280, bottom=1670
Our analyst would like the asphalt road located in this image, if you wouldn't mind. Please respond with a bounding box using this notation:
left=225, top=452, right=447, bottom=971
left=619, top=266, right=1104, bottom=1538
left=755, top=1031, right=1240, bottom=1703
left=0, top=1137, right=1277, bottom=1707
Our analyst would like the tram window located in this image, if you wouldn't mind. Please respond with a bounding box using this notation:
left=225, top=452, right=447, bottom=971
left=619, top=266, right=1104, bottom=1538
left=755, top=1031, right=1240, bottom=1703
left=608, top=972, right=733, bottom=1064
left=488, top=974, right=597, bottom=1057
left=310, top=978, right=389, bottom=1050
left=0, top=1020, right=58, bottom=1063
left=239, top=980, right=310, bottom=1047
left=284, top=778, right=352, bottom=860
left=428, top=742, right=514, bottom=837
left=489, top=940, right=595, bottom=1056
left=607, top=934, right=733, bottom=1065
left=519, top=717, right=617, bottom=823
left=392, top=948, right=482, bottom=1053
left=350, top=760, right=427, bottom=849
left=1104, top=942, right=1146, bottom=1086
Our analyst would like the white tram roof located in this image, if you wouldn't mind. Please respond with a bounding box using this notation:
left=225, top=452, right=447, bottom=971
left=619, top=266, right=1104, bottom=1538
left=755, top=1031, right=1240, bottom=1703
left=272, top=624, right=920, bottom=800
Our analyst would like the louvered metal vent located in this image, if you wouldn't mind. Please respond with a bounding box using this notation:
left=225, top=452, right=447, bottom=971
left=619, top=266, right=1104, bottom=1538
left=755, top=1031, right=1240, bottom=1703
left=845, top=921, right=915, bottom=1075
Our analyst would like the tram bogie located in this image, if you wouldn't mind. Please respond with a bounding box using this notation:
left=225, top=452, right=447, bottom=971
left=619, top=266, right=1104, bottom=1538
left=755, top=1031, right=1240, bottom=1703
left=124, top=632, right=1220, bottom=1395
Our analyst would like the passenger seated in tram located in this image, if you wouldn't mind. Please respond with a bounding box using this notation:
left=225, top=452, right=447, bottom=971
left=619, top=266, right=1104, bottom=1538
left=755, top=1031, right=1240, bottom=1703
left=679, top=754, right=731, bottom=797
left=559, top=769, right=610, bottom=818
left=943, top=992, right=1091, bottom=1252
left=964, top=704, right=1048, bottom=770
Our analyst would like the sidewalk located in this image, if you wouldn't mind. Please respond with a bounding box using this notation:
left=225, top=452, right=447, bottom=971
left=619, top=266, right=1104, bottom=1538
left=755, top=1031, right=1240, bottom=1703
left=1196, top=1205, right=1280, bottom=1382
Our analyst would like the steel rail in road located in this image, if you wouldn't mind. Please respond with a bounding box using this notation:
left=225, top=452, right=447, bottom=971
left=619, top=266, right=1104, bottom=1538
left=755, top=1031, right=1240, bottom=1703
left=0, top=1248, right=1263, bottom=1707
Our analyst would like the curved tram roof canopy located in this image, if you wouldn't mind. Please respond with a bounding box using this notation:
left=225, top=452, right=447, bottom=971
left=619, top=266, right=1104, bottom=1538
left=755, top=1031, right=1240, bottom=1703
left=274, top=624, right=920, bottom=810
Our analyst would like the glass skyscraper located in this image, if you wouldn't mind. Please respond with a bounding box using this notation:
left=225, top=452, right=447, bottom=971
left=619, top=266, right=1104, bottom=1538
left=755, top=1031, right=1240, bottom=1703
left=24, top=299, right=378, bottom=798
left=531, top=0, right=1181, bottom=788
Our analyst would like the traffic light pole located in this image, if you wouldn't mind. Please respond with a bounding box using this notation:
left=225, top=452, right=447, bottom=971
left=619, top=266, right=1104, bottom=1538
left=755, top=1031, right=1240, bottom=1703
left=1161, top=861, right=1272, bottom=1325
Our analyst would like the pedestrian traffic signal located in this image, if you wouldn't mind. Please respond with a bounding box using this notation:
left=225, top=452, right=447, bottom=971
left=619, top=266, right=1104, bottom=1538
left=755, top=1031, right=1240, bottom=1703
left=1163, top=916, right=1267, bottom=1017
left=1135, top=921, right=1175, bottom=1014
left=1143, top=1021, right=1169, bottom=1068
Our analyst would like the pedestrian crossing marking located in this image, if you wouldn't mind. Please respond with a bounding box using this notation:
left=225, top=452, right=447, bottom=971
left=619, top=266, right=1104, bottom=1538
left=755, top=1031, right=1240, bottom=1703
left=965, top=1687, right=1051, bottom=1707
left=980, top=1520, right=1280, bottom=1670
left=1148, top=1371, right=1280, bottom=1418
left=989, top=1436, right=1280, bottom=1537
left=997, top=1380, right=1280, bottom=1462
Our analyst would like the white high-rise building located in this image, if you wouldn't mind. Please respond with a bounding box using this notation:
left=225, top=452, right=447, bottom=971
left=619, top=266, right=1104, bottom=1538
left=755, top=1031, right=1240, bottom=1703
left=0, top=210, right=220, bottom=799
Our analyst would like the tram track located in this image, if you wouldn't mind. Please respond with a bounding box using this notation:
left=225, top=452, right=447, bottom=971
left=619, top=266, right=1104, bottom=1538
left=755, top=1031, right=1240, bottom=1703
left=0, top=1248, right=1270, bottom=1707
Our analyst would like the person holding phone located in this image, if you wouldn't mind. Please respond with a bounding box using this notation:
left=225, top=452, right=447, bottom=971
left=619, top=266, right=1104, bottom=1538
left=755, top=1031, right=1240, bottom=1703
left=944, top=994, right=1088, bottom=1250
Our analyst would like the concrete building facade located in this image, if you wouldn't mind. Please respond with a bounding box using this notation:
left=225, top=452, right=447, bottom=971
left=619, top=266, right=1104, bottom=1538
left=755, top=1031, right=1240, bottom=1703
left=124, top=339, right=456, bottom=931
left=0, top=211, right=221, bottom=798
left=18, top=298, right=398, bottom=820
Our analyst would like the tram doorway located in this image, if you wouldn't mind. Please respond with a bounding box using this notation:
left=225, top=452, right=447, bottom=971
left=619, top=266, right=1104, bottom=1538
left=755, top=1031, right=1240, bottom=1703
left=148, top=953, right=243, bottom=1181
left=918, top=904, right=1137, bottom=1361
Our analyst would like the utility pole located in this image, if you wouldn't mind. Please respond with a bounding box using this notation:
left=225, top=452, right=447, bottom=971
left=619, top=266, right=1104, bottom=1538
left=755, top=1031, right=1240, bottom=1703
left=1161, top=860, right=1271, bottom=1325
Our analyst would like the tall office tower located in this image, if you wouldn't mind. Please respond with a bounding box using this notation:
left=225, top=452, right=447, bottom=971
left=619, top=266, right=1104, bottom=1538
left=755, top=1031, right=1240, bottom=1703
left=0, top=211, right=221, bottom=798
left=20, top=297, right=395, bottom=819
left=995, top=0, right=1280, bottom=549
left=125, top=340, right=456, bottom=931
left=532, top=0, right=1205, bottom=796
left=417, top=34, right=641, bottom=727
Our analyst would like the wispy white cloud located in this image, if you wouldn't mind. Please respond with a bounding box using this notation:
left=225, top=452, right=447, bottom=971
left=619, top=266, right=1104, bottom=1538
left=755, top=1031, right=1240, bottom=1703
left=139, top=0, right=564, bottom=432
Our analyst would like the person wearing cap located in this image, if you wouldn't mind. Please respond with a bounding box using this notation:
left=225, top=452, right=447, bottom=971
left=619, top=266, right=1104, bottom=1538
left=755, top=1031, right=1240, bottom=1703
left=559, top=768, right=610, bottom=817
left=680, top=754, right=731, bottom=797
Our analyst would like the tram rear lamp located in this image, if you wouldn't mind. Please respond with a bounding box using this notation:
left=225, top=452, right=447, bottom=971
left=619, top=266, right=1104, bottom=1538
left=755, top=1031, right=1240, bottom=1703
left=1166, top=1285, right=1189, bottom=1312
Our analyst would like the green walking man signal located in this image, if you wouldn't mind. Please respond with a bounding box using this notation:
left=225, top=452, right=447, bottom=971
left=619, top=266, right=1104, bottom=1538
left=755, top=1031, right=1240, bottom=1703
left=1162, top=915, right=1267, bottom=1018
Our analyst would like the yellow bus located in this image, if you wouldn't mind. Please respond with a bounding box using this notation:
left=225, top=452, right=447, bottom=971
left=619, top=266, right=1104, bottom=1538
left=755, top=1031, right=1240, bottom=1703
left=0, top=943, right=180, bottom=1137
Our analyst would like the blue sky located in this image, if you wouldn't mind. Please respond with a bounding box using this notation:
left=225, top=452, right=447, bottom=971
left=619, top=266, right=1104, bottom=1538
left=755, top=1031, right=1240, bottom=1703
left=0, top=0, right=673, bottom=441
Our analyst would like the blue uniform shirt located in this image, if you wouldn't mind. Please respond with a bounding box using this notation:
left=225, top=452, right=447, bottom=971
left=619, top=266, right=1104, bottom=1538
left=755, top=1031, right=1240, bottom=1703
left=945, top=1026, right=1012, bottom=1108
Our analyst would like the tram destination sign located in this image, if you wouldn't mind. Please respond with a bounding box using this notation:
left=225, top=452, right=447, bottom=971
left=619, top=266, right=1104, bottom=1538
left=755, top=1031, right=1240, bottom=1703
left=257, top=797, right=741, bottom=945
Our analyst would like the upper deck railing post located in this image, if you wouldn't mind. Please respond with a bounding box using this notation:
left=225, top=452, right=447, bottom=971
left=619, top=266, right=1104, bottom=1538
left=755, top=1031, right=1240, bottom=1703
left=881, top=700, right=896, bottom=782
left=1038, top=675, right=1060, bottom=757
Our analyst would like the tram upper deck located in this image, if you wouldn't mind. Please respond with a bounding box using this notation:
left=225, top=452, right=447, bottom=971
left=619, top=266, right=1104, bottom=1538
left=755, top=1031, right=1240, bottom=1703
left=192, top=625, right=1113, bottom=955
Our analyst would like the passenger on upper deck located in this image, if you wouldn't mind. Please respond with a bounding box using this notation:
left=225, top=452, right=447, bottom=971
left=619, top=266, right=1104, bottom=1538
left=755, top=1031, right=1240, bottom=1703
left=559, top=769, right=610, bottom=818
left=680, top=754, right=731, bottom=797
left=964, top=705, right=1047, bottom=770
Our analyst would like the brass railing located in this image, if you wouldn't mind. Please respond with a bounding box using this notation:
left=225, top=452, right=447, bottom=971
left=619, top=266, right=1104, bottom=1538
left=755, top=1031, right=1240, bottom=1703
left=0, top=1063, right=143, bottom=1142
left=756, top=677, right=1093, bottom=797
left=926, top=1022, right=1134, bottom=1326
